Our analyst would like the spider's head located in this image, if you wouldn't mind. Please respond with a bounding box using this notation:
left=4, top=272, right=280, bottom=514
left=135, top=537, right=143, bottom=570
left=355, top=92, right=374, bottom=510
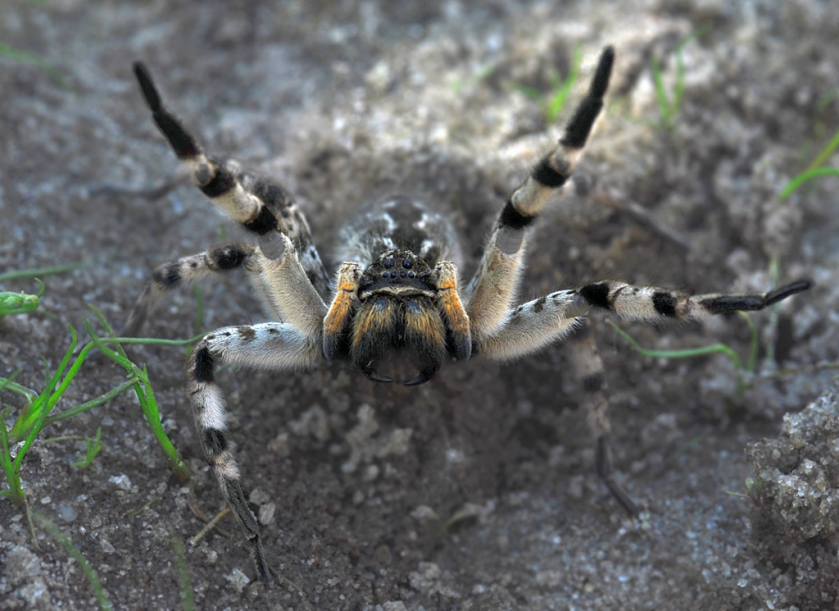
left=358, top=250, right=435, bottom=299
left=324, top=250, right=471, bottom=386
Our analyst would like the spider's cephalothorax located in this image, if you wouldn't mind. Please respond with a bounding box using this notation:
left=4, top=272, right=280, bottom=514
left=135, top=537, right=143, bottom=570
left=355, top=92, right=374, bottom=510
left=125, top=47, right=811, bottom=582
left=323, top=199, right=472, bottom=385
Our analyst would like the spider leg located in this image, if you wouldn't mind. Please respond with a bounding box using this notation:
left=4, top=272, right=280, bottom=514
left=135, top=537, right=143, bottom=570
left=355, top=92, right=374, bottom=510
left=566, top=321, right=639, bottom=515
left=189, top=323, right=323, bottom=582
left=473, top=292, right=639, bottom=512
left=474, top=293, right=638, bottom=512
left=575, top=279, right=811, bottom=322
left=123, top=234, right=328, bottom=337
left=123, top=243, right=254, bottom=336
left=476, top=278, right=810, bottom=512
left=253, top=233, right=328, bottom=339
left=566, top=279, right=810, bottom=512
left=466, top=46, right=614, bottom=339
left=323, top=262, right=361, bottom=360
left=132, top=62, right=330, bottom=296
left=473, top=290, right=585, bottom=360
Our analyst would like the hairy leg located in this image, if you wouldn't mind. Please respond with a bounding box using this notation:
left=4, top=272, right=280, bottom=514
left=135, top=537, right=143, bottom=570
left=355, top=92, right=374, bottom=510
left=575, top=279, right=811, bottom=322
left=466, top=47, right=614, bottom=339
left=133, top=62, right=330, bottom=295
left=566, top=321, right=638, bottom=514
left=188, top=323, right=322, bottom=581
left=123, top=243, right=254, bottom=336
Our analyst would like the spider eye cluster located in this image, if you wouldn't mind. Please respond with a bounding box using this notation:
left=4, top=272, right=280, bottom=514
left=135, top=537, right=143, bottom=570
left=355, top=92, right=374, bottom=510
left=381, top=255, right=417, bottom=279
left=361, top=251, right=432, bottom=295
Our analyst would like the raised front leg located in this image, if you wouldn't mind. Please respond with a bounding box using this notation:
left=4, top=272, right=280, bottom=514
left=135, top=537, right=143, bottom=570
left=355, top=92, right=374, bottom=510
left=133, top=62, right=330, bottom=296
left=466, top=47, right=614, bottom=340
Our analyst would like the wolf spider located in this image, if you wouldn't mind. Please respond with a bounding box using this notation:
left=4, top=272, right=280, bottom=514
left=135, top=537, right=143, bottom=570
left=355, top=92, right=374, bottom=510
left=125, top=47, right=809, bottom=581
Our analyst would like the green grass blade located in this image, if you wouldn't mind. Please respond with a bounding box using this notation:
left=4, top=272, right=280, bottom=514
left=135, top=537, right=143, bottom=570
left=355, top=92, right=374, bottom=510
left=32, top=512, right=112, bottom=610
left=651, top=56, right=672, bottom=129
left=739, top=312, right=759, bottom=373
left=104, top=335, right=206, bottom=347
left=10, top=327, right=92, bottom=439
left=0, top=406, right=24, bottom=502
left=12, top=326, right=79, bottom=461
left=779, top=167, right=839, bottom=199
left=0, top=373, right=37, bottom=408
left=513, top=84, right=543, bottom=102
left=136, top=365, right=191, bottom=482
left=43, top=379, right=137, bottom=428
left=805, top=127, right=839, bottom=172
left=606, top=319, right=744, bottom=370
left=84, top=315, right=191, bottom=482
left=0, top=42, right=67, bottom=87
left=170, top=533, right=195, bottom=611
left=546, top=45, right=582, bottom=124
left=74, top=427, right=103, bottom=468
left=0, top=262, right=85, bottom=282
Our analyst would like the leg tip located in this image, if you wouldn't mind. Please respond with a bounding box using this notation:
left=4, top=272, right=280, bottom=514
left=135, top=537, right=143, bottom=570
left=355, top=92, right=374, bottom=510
left=133, top=61, right=162, bottom=111
left=764, top=279, right=812, bottom=306
left=590, top=46, right=616, bottom=99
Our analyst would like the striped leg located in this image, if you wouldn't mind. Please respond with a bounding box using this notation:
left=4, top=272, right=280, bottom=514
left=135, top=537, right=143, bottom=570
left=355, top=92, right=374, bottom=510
left=124, top=243, right=254, bottom=336
left=133, top=62, right=330, bottom=296
left=475, top=290, right=639, bottom=512
left=253, top=233, right=329, bottom=339
left=565, top=279, right=810, bottom=514
left=476, top=278, right=810, bottom=513
left=475, top=290, right=586, bottom=360
left=575, top=279, right=811, bottom=322
left=466, top=46, right=614, bottom=339
left=566, top=321, right=638, bottom=514
left=189, top=323, right=323, bottom=581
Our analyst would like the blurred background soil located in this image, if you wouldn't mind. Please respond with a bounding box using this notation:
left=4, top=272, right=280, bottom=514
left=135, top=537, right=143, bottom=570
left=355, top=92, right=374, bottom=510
left=1, top=1, right=838, bottom=609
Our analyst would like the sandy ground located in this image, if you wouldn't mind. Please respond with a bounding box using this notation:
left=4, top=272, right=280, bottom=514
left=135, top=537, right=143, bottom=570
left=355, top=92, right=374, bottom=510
left=1, top=1, right=838, bottom=610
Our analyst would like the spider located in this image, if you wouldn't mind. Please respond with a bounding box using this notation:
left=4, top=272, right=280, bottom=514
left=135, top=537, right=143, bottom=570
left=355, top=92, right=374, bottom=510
left=126, top=46, right=810, bottom=582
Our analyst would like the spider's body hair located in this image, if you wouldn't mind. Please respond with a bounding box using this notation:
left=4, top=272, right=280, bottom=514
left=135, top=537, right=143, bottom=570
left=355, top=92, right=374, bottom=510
left=335, top=195, right=463, bottom=270
left=322, top=195, right=470, bottom=384
left=125, top=46, right=812, bottom=582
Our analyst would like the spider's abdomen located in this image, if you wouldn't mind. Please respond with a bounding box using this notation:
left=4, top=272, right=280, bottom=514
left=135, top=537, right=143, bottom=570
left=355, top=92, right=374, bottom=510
left=334, top=195, right=462, bottom=269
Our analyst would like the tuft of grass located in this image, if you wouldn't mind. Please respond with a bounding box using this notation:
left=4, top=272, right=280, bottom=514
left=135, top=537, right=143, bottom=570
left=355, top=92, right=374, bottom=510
left=725, top=476, right=768, bottom=508
left=779, top=167, right=839, bottom=200
left=606, top=310, right=759, bottom=394
left=545, top=45, right=582, bottom=124
left=73, top=426, right=103, bottom=469
left=86, top=306, right=194, bottom=482
left=780, top=97, right=839, bottom=201
left=1, top=326, right=83, bottom=504
left=650, top=27, right=708, bottom=131
left=0, top=309, right=200, bottom=504
left=32, top=511, right=112, bottom=610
